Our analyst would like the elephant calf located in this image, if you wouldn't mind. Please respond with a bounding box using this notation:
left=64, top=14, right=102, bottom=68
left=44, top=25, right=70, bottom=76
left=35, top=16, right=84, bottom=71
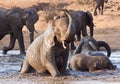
left=94, top=0, right=108, bottom=16
left=20, top=10, right=75, bottom=77
left=69, top=54, right=115, bottom=72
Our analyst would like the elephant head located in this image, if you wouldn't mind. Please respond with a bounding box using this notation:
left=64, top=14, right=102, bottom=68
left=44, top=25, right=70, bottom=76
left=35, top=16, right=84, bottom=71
left=22, top=7, right=39, bottom=43
left=7, top=7, right=39, bottom=43
left=51, top=9, right=76, bottom=49
left=74, top=36, right=111, bottom=57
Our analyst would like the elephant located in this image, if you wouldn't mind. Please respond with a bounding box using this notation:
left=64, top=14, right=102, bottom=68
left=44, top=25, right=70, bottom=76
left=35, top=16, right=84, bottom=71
left=73, top=36, right=111, bottom=57
left=94, top=0, right=108, bottom=16
left=69, top=54, right=115, bottom=72
left=20, top=10, right=76, bottom=77
left=0, top=7, right=39, bottom=55
left=44, top=9, right=94, bottom=50
left=67, top=10, right=94, bottom=50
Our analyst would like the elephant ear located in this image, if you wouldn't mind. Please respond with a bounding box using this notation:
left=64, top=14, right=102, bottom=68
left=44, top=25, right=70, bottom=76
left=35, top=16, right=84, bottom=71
left=44, top=24, right=56, bottom=48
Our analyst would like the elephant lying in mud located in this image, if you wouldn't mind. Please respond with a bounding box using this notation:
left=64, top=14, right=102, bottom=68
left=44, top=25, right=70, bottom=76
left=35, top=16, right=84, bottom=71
left=69, top=54, right=115, bottom=72
left=20, top=10, right=75, bottom=77
left=74, top=36, right=111, bottom=57
left=0, top=7, right=39, bottom=55
left=44, top=9, right=94, bottom=50
left=94, top=0, right=108, bottom=16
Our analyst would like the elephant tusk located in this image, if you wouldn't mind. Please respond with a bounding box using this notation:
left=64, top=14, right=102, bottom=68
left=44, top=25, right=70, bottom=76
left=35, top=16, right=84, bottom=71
left=34, top=30, right=40, bottom=35
left=62, top=41, right=67, bottom=49
left=28, top=30, right=32, bottom=34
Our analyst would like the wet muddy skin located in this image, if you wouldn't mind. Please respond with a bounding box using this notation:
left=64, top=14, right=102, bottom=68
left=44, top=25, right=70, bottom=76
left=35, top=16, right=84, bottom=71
left=0, top=50, right=120, bottom=84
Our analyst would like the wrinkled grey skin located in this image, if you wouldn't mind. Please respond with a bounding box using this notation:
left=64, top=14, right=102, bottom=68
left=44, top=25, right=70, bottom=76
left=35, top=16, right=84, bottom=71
left=69, top=54, right=115, bottom=72
left=74, top=36, right=111, bottom=57
left=0, top=7, right=39, bottom=55
left=94, top=0, right=108, bottom=16
left=67, top=10, right=94, bottom=50
left=20, top=10, right=75, bottom=77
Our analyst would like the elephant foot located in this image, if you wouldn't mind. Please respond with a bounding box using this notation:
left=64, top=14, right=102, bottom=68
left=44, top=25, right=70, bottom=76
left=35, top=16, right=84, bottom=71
left=3, top=50, right=7, bottom=54
left=3, top=46, right=8, bottom=54
left=17, top=53, right=26, bottom=59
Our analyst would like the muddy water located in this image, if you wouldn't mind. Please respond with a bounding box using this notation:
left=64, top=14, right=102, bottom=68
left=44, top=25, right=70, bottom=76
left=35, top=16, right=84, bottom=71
left=0, top=50, right=120, bottom=84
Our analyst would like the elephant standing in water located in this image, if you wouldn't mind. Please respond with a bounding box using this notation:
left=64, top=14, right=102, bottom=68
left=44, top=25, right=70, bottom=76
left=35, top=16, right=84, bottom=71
left=0, top=7, right=39, bottom=55
left=20, top=10, right=76, bottom=77
left=74, top=36, right=111, bottom=57
left=94, top=0, right=108, bottom=16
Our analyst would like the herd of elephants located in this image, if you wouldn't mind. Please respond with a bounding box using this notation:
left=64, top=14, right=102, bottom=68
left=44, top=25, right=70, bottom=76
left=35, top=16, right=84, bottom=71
left=0, top=0, right=116, bottom=77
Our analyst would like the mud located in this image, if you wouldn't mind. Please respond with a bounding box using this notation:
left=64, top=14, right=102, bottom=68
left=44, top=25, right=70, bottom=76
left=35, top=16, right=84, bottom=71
left=0, top=50, right=120, bottom=83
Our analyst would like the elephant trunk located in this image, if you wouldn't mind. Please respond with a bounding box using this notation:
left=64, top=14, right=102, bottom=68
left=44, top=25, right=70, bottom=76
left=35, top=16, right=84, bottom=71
left=63, top=10, right=76, bottom=43
left=73, top=40, right=84, bottom=55
left=86, top=11, right=94, bottom=37
left=26, top=24, right=35, bottom=43
left=97, top=41, right=111, bottom=57
left=90, top=26, right=94, bottom=37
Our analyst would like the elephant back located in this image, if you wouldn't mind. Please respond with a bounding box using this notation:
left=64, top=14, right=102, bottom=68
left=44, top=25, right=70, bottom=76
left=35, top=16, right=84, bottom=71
left=7, top=7, right=23, bottom=15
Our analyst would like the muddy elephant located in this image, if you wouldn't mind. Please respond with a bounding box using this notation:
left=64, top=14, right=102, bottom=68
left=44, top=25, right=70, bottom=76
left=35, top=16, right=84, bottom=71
left=20, top=10, right=75, bottom=77
left=94, top=0, right=108, bottom=16
left=74, top=36, right=111, bottom=57
left=69, top=54, right=115, bottom=72
left=67, top=10, right=94, bottom=50
left=0, top=7, right=39, bottom=55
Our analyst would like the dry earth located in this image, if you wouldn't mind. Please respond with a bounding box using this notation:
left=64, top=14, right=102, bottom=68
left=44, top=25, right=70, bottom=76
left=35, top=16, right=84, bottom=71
left=0, top=0, right=120, bottom=83
left=0, top=0, right=120, bottom=51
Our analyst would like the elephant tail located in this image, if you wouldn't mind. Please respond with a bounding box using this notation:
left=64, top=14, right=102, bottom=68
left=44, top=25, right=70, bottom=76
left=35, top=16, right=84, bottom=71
left=97, top=41, right=111, bottom=57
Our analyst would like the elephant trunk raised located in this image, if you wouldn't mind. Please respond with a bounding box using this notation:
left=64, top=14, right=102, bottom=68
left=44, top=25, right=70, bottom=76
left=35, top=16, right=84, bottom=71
left=62, top=10, right=76, bottom=44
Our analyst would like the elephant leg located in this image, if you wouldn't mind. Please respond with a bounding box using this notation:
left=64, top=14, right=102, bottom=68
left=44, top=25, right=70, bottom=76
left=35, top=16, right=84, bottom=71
left=98, top=6, right=101, bottom=14
left=76, top=30, right=81, bottom=41
left=20, top=59, right=31, bottom=73
left=60, top=54, right=69, bottom=74
left=71, top=41, right=76, bottom=50
left=13, top=30, right=26, bottom=55
left=81, top=25, right=88, bottom=37
left=46, top=62, right=60, bottom=77
left=94, top=5, right=98, bottom=16
left=3, top=33, right=16, bottom=54
left=101, top=3, right=104, bottom=15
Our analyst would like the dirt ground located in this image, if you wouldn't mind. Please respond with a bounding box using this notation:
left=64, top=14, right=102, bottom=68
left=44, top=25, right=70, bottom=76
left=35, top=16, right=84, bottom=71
left=0, top=0, right=120, bottom=83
